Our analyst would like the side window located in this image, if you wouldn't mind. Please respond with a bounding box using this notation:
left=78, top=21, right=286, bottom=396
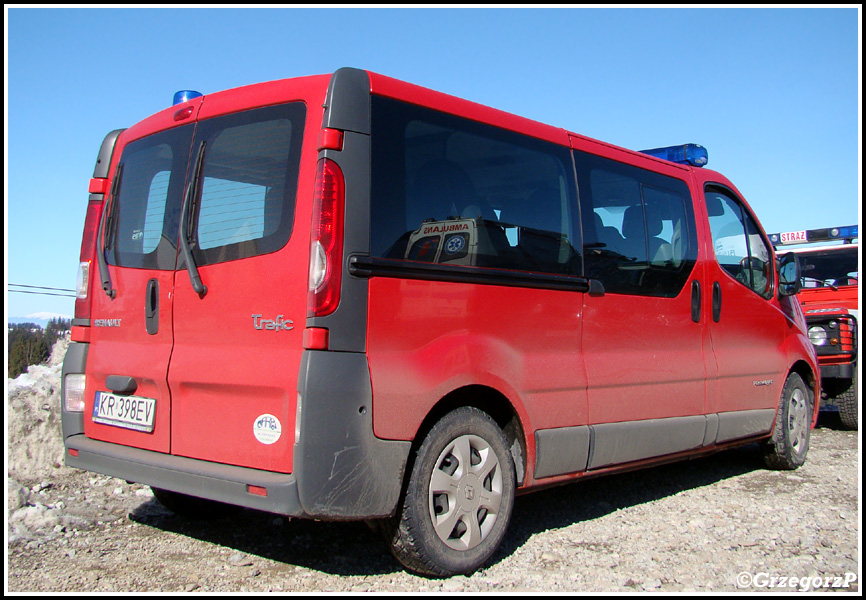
left=576, top=151, right=697, bottom=297
left=107, top=125, right=194, bottom=270
left=371, top=97, right=580, bottom=276
left=704, top=186, right=773, bottom=299
left=192, top=103, right=306, bottom=266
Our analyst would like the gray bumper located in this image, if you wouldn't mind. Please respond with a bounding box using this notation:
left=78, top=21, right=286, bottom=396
left=65, top=435, right=304, bottom=516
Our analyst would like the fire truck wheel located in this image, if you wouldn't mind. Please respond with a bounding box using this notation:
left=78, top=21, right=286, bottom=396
left=151, top=487, right=241, bottom=520
left=835, top=373, right=858, bottom=430
left=762, top=373, right=812, bottom=470
left=384, top=406, right=516, bottom=577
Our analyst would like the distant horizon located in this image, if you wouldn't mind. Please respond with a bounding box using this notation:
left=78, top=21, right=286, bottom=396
left=8, top=312, right=74, bottom=324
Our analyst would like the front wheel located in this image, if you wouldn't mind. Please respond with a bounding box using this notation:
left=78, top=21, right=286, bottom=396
left=832, top=373, right=858, bottom=430
left=762, top=373, right=813, bottom=470
left=384, top=407, right=516, bottom=577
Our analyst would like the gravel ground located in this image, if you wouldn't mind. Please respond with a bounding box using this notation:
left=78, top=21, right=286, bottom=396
left=7, top=410, right=860, bottom=593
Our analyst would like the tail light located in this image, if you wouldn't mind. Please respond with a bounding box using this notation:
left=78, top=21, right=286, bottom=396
left=307, top=158, right=345, bottom=318
left=64, top=373, right=86, bottom=412
left=74, top=194, right=106, bottom=321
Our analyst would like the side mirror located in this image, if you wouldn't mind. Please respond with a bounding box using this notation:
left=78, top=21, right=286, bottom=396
left=777, top=252, right=801, bottom=297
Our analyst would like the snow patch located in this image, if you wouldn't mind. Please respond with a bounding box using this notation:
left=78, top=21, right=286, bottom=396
left=7, top=337, right=70, bottom=480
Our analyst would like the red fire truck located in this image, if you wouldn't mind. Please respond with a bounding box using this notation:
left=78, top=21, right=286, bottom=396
left=769, top=226, right=859, bottom=429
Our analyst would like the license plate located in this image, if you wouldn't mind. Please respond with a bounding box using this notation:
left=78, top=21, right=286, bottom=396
left=93, top=391, right=156, bottom=433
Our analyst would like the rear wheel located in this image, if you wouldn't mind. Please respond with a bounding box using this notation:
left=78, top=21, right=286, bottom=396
left=385, top=407, right=516, bottom=577
left=151, top=488, right=241, bottom=520
left=762, top=373, right=813, bottom=470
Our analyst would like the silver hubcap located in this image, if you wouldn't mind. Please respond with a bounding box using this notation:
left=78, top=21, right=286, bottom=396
left=788, top=387, right=809, bottom=455
left=428, top=434, right=503, bottom=551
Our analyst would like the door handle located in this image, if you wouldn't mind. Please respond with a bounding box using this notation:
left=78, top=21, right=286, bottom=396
left=712, top=281, right=722, bottom=323
left=691, top=280, right=701, bottom=323
left=106, top=375, right=137, bottom=395
left=145, top=279, right=159, bottom=335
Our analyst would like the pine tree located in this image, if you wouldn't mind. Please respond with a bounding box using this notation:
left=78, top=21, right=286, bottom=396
left=7, top=322, right=55, bottom=378
left=44, top=317, right=71, bottom=349
left=8, top=330, right=49, bottom=378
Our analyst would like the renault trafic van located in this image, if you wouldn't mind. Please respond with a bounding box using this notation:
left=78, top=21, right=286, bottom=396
left=62, top=68, right=819, bottom=576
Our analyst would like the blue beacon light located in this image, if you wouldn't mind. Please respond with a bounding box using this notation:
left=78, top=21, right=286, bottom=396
left=639, top=144, right=709, bottom=167
left=173, top=90, right=203, bottom=106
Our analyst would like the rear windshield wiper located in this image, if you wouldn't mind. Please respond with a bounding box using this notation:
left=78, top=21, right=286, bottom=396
left=179, top=141, right=208, bottom=297
left=98, top=163, right=123, bottom=299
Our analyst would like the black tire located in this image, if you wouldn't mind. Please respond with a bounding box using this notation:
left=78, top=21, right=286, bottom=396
left=384, top=407, right=516, bottom=577
left=833, top=373, right=858, bottom=431
left=151, top=487, right=241, bottom=520
left=762, top=373, right=813, bottom=470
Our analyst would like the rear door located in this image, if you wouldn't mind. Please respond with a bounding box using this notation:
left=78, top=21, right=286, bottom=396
left=167, top=97, right=313, bottom=473
left=84, top=108, right=199, bottom=453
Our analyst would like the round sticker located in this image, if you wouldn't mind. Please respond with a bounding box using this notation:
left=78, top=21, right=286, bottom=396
left=444, top=235, right=466, bottom=255
left=253, top=414, right=282, bottom=445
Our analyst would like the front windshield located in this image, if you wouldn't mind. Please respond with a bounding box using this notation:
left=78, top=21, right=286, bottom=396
left=797, top=246, right=859, bottom=288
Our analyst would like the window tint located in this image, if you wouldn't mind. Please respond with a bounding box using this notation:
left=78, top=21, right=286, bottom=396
left=371, top=97, right=580, bottom=276
left=705, top=186, right=773, bottom=298
left=576, top=151, right=697, bottom=297
left=107, top=125, right=194, bottom=270
left=192, top=103, right=306, bottom=266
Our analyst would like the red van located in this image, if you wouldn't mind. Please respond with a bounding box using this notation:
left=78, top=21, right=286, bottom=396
left=62, top=68, right=819, bottom=576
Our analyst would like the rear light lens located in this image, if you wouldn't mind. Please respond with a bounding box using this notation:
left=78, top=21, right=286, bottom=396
left=75, top=198, right=105, bottom=321
left=309, top=241, right=328, bottom=291
left=307, top=158, right=345, bottom=317
left=76, top=261, right=90, bottom=299
left=64, top=374, right=86, bottom=412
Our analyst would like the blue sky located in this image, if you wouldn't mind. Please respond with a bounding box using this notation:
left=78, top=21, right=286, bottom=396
left=5, top=6, right=861, bottom=318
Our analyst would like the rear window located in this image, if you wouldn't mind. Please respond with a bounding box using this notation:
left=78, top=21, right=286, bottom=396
left=105, top=102, right=306, bottom=270
left=192, top=104, right=305, bottom=266
left=370, top=96, right=581, bottom=277
left=106, top=125, right=193, bottom=270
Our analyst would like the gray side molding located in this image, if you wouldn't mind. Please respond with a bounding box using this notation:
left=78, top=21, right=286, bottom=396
left=716, top=409, right=776, bottom=443
left=589, top=415, right=707, bottom=470
left=534, top=426, right=590, bottom=479
left=532, top=409, right=778, bottom=480
left=703, top=413, right=720, bottom=446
